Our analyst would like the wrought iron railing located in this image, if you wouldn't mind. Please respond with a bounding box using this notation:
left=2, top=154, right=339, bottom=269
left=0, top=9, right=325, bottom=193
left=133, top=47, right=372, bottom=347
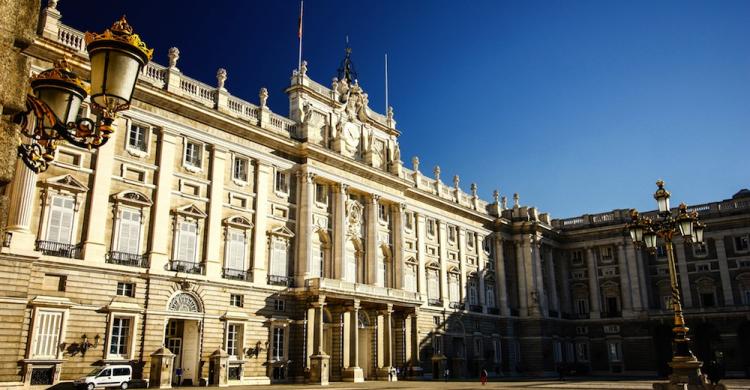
left=106, top=251, right=149, bottom=268
left=448, top=302, right=464, bottom=310
left=169, top=260, right=204, bottom=275
left=428, top=298, right=443, bottom=307
left=223, top=268, right=252, bottom=281
left=268, top=274, right=293, bottom=287
left=487, top=307, right=500, bottom=315
left=601, top=311, right=621, bottom=318
left=35, top=240, right=82, bottom=259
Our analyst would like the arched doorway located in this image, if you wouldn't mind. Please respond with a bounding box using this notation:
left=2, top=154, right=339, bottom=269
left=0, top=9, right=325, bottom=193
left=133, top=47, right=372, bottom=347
left=653, top=324, right=673, bottom=378
left=165, top=292, right=203, bottom=386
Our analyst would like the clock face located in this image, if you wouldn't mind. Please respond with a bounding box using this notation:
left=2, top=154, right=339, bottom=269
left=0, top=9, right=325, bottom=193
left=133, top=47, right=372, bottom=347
left=343, top=123, right=360, bottom=148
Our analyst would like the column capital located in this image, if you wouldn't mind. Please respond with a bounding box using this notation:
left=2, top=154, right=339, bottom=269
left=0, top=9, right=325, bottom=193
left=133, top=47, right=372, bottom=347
left=311, top=295, right=326, bottom=307
left=369, top=194, right=381, bottom=204
left=336, top=183, right=349, bottom=194
left=297, top=170, right=316, bottom=183
left=346, top=299, right=361, bottom=311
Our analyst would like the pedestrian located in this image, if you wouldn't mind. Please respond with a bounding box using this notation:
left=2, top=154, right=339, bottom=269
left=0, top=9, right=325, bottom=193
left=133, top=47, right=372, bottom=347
left=480, top=368, right=488, bottom=385
left=444, top=368, right=449, bottom=382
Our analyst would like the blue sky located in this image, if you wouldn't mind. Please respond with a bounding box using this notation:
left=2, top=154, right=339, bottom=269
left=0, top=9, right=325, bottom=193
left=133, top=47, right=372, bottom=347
left=58, top=0, right=750, bottom=218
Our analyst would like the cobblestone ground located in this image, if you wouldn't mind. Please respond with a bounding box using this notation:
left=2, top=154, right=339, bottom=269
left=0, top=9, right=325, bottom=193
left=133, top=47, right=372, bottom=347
left=209, top=378, right=750, bottom=390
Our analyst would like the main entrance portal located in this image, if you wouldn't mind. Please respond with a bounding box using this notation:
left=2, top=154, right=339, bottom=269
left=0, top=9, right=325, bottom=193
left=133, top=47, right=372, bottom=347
left=165, top=319, right=201, bottom=386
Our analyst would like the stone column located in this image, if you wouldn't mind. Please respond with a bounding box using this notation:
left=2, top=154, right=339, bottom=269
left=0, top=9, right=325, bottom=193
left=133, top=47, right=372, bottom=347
left=148, top=130, right=177, bottom=272
left=366, top=195, right=380, bottom=285
left=82, top=117, right=119, bottom=263
left=515, top=241, right=528, bottom=317
left=391, top=203, right=405, bottom=289
left=295, top=169, right=315, bottom=286
left=415, top=213, right=428, bottom=304
left=251, top=161, right=272, bottom=286
left=616, top=243, right=633, bottom=315
left=715, top=237, right=735, bottom=306
left=624, top=241, right=644, bottom=311
left=343, top=300, right=364, bottom=382
left=586, top=247, right=601, bottom=318
left=408, top=308, right=423, bottom=377
left=205, top=146, right=227, bottom=279
left=458, top=228, right=468, bottom=306
left=673, top=240, right=693, bottom=308
left=6, top=159, right=39, bottom=252
left=559, top=252, right=572, bottom=314
left=309, top=296, right=330, bottom=385
left=333, top=184, right=348, bottom=280
left=494, top=237, right=510, bottom=316
left=438, top=220, right=449, bottom=308
left=546, top=248, right=560, bottom=314
left=478, top=234, right=487, bottom=312
left=615, top=243, right=633, bottom=317
left=377, top=304, right=396, bottom=380
left=530, top=237, right=547, bottom=317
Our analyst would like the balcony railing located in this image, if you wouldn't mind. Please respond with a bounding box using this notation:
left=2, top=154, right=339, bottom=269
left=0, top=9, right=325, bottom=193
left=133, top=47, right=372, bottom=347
left=268, top=274, right=293, bottom=287
left=106, top=251, right=149, bottom=268
left=601, top=311, right=621, bottom=318
left=36, top=240, right=82, bottom=259
left=223, top=268, right=252, bottom=281
left=169, top=260, right=204, bottom=275
left=469, top=304, right=483, bottom=313
left=548, top=310, right=560, bottom=318
left=487, top=307, right=500, bottom=315
left=428, top=298, right=443, bottom=307
left=448, top=302, right=464, bottom=310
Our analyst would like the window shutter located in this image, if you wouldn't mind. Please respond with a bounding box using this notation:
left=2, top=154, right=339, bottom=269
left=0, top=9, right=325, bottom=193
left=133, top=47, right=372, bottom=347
left=33, top=311, right=62, bottom=358
left=270, top=239, right=288, bottom=277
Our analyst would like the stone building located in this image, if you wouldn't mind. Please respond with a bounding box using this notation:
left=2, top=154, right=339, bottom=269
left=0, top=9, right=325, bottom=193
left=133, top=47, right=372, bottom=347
left=1, top=2, right=749, bottom=388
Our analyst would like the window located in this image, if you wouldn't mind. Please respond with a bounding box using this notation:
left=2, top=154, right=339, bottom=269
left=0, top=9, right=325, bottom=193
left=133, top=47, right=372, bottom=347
left=46, top=195, right=75, bottom=244
left=697, top=263, right=710, bottom=272
left=225, top=229, right=246, bottom=272
left=448, top=226, right=457, bottom=243
left=109, top=317, right=131, bottom=358
left=42, top=274, right=66, bottom=291
left=311, top=241, right=324, bottom=278
left=693, top=243, right=708, bottom=257
left=485, top=283, right=496, bottom=308
left=405, top=212, right=414, bottom=231
left=230, top=294, right=243, bottom=307
left=576, top=326, right=588, bottom=335
left=575, top=343, right=589, bottom=362
left=270, top=237, right=289, bottom=278
left=226, top=323, right=243, bottom=359
left=31, top=311, right=63, bottom=359
left=572, top=271, right=585, bottom=280
left=116, top=208, right=142, bottom=255
left=315, top=183, right=327, bottom=204
left=127, top=123, right=148, bottom=152
left=553, top=341, right=563, bottom=363
left=662, top=295, right=672, bottom=310
left=116, top=282, right=134, bottom=297
left=448, top=273, right=460, bottom=303
left=432, top=334, right=443, bottom=354
left=473, top=338, right=482, bottom=357
left=427, top=268, right=440, bottom=301
left=571, top=250, right=584, bottom=266
left=271, top=327, right=285, bottom=361
left=404, top=262, right=417, bottom=292
left=494, top=339, right=502, bottom=363
left=468, top=278, right=479, bottom=305
left=575, top=298, right=589, bottom=315
left=735, top=235, right=750, bottom=253
left=600, top=247, right=613, bottom=262
left=274, top=170, right=289, bottom=195
left=607, top=341, right=622, bottom=362
left=656, top=245, right=668, bottom=258
left=183, top=140, right=203, bottom=169
left=344, top=239, right=357, bottom=283
left=467, top=233, right=475, bottom=249
left=378, top=204, right=388, bottom=222
left=376, top=248, right=386, bottom=287
left=274, top=299, right=285, bottom=312
left=427, top=219, right=436, bottom=237
left=175, top=221, right=198, bottom=263
left=233, top=156, right=248, bottom=182
left=742, top=288, right=750, bottom=305
left=700, top=292, right=715, bottom=308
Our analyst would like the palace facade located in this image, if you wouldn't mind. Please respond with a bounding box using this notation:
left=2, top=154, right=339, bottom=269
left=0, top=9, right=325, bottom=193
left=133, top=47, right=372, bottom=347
left=1, top=3, right=750, bottom=388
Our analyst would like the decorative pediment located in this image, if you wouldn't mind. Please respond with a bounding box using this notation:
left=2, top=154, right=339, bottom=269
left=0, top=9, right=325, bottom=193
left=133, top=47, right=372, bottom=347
left=425, top=261, right=440, bottom=270
left=174, top=203, right=207, bottom=219
left=113, top=190, right=152, bottom=207
left=447, top=266, right=460, bottom=275
left=44, top=174, right=88, bottom=193
left=268, top=225, right=294, bottom=238
left=224, top=215, right=253, bottom=229
left=404, top=257, right=418, bottom=265
left=104, top=296, right=142, bottom=313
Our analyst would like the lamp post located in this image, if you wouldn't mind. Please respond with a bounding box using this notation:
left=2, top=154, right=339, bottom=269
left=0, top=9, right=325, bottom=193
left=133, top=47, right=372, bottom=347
left=627, top=180, right=709, bottom=389
left=15, top=16, right=152, bottom=173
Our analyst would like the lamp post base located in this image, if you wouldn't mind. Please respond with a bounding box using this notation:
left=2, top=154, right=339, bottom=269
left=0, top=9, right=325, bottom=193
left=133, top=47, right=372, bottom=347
left=652, top=358, right=726, bottom=390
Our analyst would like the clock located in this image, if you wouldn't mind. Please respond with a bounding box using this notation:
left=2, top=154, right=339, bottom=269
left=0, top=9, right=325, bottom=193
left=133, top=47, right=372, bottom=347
left=343, top=122, right=360, bottom=148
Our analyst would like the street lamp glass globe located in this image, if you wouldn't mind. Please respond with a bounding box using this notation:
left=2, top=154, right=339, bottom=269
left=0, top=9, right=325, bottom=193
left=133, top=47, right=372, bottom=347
left=643, top=230, right=658, bottom=249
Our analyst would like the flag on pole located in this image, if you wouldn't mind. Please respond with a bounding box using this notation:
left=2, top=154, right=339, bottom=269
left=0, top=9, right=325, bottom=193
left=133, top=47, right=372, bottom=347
left=298, top=1, right=304, bottom=39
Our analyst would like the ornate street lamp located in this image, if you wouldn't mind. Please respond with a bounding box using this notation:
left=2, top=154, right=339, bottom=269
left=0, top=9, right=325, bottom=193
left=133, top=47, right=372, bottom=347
left=627, top=180, right=711, bottom=389
left=15, top=16, right=152, bottom=173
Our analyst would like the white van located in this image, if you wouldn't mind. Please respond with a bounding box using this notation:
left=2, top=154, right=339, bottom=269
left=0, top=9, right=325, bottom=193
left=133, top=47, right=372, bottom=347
left=74, top=365, right=132, bottom=390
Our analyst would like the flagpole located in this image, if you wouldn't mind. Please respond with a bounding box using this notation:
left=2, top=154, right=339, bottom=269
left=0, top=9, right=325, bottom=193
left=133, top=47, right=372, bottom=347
left=298, top=0, right=304, bottom=72
left=385, top=53, right=389, bottom=112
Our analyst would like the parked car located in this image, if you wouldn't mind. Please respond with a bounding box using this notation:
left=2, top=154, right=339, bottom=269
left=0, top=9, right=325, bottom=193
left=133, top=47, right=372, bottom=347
left=74, top=365, right=132, bottom=390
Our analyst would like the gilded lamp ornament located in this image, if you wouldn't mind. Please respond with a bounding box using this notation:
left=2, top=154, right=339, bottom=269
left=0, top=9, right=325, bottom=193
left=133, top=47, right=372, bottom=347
left=15, top=16, right=152, bottom=173
left=627, top=180, right=710, bottom=388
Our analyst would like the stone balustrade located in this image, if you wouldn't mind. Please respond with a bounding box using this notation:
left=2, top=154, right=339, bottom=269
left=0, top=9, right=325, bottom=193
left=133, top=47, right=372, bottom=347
left=305, top=277, right=422, bottom=303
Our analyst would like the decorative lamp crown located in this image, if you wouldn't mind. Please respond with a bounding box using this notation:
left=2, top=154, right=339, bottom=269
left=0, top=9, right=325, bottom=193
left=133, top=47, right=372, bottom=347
left=30, top=59, right=89, bottom=126
left=84, top=15, right=153, bottom=62
left=31, top=59, right=89, bottom=96
left=654, top=179, right=671, bottom=213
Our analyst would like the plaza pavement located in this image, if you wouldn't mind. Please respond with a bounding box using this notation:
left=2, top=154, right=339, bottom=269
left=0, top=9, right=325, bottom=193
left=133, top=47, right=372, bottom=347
left=201, top=378, right=750, bottom=390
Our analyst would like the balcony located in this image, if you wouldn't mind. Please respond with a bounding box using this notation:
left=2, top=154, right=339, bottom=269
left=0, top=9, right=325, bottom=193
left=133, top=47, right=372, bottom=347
left=223, top=268, right=251, bottom=281
left=448, top=302, right=464, bottom=310
left=487, top=307, right=500, bottom=315
left=36, top=240, right=82, bottom=259
left=268, top=274, right=293, bottom=287
left=106, top=251, right=148, bottom=268
left=304, top=278, right=422, bottom=303
left=601, top=311, right=621, bottom=318
left=428, top=298, right=443, bottom=307
left=169, top=260, right=204, bottom=275
left=469, top=304, right=483, bottom=313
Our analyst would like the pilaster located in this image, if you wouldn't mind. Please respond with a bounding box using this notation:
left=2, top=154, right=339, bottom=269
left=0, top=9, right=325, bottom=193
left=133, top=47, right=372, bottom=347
left=715, top=237, right=735, bottom=306
left=515, top=241, right=528, bottom=317
left=438, top=220, right=449, bottom=309
left=148, top=129, right=177, bottom=272
left=625, top=241, right=644, bottom=311
left=458, top=227, right=468, bottom=307
left=333, top=184, right=348, bottom=280
left=391, top=203, right=405, bottom=289
left=546, top=248, right=560, bottom=314
left=616, top=243, right=633, bottom=315
left=415, top=213, right=428, bottom=305
left=205, top=146, right=227, bottom=279
left=530, top=236, right=547, bottom=316
left=342, top=300, right=364, bottom=382
left=366, top=195, right=379, bottom=285
left=295, top=169, right=315, bottom=286
left=586, top=247, right=601, bottom=318
left=493, top=237, right=510, bottom=316
left=251, top=161, right=273, bottom=286
left=477, top=234, right=487, bottom=311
